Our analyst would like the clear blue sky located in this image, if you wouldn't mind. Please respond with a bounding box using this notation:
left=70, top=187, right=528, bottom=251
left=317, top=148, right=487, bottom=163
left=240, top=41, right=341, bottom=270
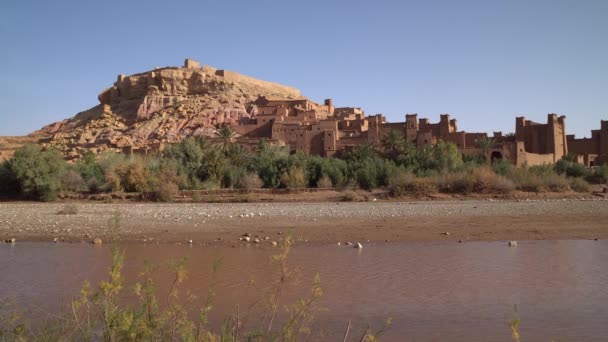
left=1, top=0, right=606, bottom=137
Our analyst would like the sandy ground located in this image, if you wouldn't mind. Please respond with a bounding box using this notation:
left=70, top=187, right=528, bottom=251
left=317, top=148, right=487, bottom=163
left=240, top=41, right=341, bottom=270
left=1, top=197, right=608, bottom=246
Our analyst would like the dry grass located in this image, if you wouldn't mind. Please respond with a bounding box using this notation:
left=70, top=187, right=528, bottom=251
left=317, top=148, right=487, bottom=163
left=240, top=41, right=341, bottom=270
left=57, top=204, right=79, bottom=215
left=569, top=177, right=591, bottom=193
left=239, top=173, right=264, bottom=191
left=437, top=167, right=515, bottom=194
left=316, top=176, right=333, bottom=189
left=389, top=173, right=437, bottom=197
left=339, top=190, right=362, bottom=202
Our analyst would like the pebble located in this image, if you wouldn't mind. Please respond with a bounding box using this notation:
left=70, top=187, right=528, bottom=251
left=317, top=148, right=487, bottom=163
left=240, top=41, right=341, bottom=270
left=92, top=238, right=103, bottom=245
left=240, top=236, right=250, bottom=242
left=271, top=241, right=278, bottom=247
left=354, top=242, right=363, bottom=249
left=508, top=241, right=518, bottom=247
left=5, top=238, right=16, bottom=243
left=443, top=232, right=451, bottom=235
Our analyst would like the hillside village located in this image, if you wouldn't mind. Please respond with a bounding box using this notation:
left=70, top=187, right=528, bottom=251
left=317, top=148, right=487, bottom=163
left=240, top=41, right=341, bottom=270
left=1, top=59, right=606, bottom=167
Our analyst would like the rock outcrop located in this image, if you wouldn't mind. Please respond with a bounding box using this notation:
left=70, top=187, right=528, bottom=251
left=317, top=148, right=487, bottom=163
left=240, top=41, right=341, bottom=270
left=29, top=59, right=304, bottom=159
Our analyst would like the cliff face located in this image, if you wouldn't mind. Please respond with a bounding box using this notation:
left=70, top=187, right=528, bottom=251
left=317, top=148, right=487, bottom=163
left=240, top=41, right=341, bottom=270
left=30, top=60, right=303, bottom=159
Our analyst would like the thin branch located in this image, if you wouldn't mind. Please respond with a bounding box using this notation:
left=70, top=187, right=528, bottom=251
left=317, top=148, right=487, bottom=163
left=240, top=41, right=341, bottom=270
left=343, top=321, right=351, bottom=342
left=359, top=324, right=370, bottom=342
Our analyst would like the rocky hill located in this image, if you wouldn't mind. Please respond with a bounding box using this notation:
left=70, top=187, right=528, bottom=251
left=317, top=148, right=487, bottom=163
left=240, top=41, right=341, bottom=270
left=27, top=59, right=304, bottom=159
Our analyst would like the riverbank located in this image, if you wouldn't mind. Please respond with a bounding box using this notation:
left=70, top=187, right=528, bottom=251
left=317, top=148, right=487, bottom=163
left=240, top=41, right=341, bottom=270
left=2, top=197, right=608, bottom=245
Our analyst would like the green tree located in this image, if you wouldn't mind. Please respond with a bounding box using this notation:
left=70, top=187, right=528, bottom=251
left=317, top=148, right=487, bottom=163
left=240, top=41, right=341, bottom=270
left=163, top=137, right=206, bottom=187
left=225, top=143, right=250, bottom=167
left=474, top=136, right=496, bottom=164
left=10, top=144, right=67, bottom=201
left=344, top=143, right=376, bottom=162
left=381, top=129, right=407, bottom=159
left=214, top=125, right=236, bottom=153
left=0, top=159, right=19, bottom=195
left=433, top=140, right=464, bottom=173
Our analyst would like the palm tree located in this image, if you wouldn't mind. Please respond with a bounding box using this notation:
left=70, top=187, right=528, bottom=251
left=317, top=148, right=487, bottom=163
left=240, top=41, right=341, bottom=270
left=381, top=130, right=414, bottom=159
left=214, top=125, right=236, bottom=153
left=346, top=143, right=376, bottom=162
left=226, top=143, right=250, bottom=167
left=475, top=136, right=496, bottom=164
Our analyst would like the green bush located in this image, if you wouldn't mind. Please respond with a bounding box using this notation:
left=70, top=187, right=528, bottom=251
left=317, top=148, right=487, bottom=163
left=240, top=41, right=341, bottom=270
left=586, top=165, right=608, bottom=184
left=508, top=168, right=543, bottom=192
left=281, top=166, right=307, bottom=189
left=9, top=145, right=67, bottom=201
left=221, top=165, right=246, bottom=189
left=555, top=159, right=590, bottom=178
left=0, top=160, right=19, bottom=195
left=76, top=151, right=105, bottom=189
left=543, top=174, right=569, bottom=192
left=528, top=164, right=555, bottom=177
left=569, top=177, right=591, bottom=193
left=492, top=159, right=514, bottom=176
left=508, top=166, right=571, bottom=192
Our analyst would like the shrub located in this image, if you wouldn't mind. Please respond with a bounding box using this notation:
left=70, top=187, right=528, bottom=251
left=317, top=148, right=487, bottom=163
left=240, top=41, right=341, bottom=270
left=555, top=159, right=590, bottom=178
left=0, top=160, right=19, bottom=195
left=586, top=165, right=608, bottom=184
left=437, top=167, right=515, bottom=194
left=316, top=176, right=333, bottom=188
left=156, top=182, right=179, bottom=202
left=221, top=165, right=246, bottom=189
left=61, top=169, right=86, bottom=192
left=543, top=174, right=569, bottom=192
left=433, top=140, right=464, bottom=173
left=339, top=190, right=361, bottom=202
left=508, top=168, right=543, bottom=192
left=569, top=177, right=591, bottom=193
left=199, top=179, right=220, bottom=190
left=76, top=151, right=104, bottom=187
left=528, top=164, right=555, bottom=177
left=281, top=167, right=307, bottom=189
left=9, top=145, right=67, bottom=201
left=238, top=172, right=264, bottom=190
left=120, top=158, right=152, bottom=192
left=57, top=204, right=79, bottom=215
left=389, top=172, right=437, bottom=197
left=492, top=159, right=514, bottom=176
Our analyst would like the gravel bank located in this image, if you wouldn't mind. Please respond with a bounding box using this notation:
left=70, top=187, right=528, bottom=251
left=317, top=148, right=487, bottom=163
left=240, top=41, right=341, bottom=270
left=1, top=199, right=607, bottom=244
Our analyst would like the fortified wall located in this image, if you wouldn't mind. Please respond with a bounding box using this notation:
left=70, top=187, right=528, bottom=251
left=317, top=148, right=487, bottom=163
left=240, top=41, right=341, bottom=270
left=567, top=120, right=608, bottom=166
left=231, top=95, right=589, bottom=168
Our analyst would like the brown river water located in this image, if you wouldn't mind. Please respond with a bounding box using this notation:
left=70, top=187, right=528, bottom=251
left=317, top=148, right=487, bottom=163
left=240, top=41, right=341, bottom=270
left=1, top=240, right=608, bottom=341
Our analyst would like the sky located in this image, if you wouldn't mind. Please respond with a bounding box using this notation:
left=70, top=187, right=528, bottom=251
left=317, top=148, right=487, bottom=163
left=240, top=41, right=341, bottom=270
left=0, top=0, right=606, bottom=137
